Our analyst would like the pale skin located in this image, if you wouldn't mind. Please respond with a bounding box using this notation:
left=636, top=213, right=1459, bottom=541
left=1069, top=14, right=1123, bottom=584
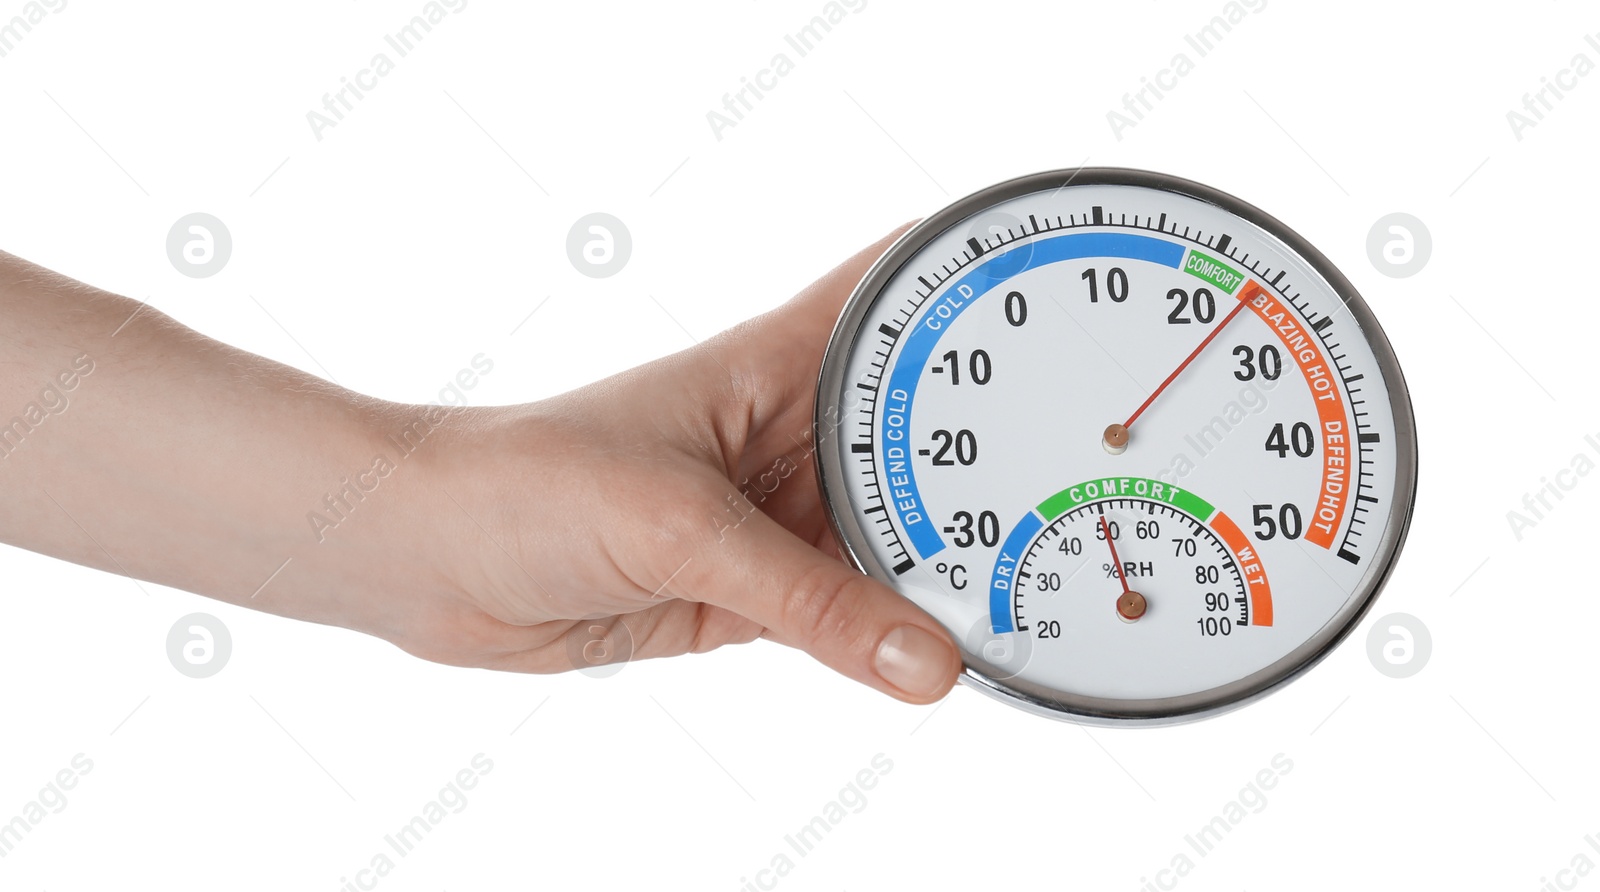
left=0, top=226, right=962, bottom=704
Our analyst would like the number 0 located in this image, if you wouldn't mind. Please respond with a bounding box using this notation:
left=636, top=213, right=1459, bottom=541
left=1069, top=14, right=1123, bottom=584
left=1005, top=291, right=1028, bottom=326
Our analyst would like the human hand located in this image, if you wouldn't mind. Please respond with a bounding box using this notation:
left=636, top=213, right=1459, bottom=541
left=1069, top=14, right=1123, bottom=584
left=379, top=224, right=964, bottom=703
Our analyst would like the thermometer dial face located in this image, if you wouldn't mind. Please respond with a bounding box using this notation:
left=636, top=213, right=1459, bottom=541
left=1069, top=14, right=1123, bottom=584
left=815, top=169, right=1417, bottom=724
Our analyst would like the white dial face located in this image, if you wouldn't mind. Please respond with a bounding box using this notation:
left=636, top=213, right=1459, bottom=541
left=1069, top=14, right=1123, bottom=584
left=820, top=172, right=1414, bottom=721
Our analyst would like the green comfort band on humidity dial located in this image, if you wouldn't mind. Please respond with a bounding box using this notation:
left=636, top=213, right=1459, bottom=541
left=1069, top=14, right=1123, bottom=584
left=815, top=168, right=1417, bottom=725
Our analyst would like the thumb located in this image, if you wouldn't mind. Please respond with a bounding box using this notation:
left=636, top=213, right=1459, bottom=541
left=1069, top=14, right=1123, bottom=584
left=694, top=505, right=962, bottom=704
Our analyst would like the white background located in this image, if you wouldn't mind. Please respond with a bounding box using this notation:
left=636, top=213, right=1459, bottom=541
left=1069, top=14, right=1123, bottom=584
left=0, top=1, right=1593, bottom=889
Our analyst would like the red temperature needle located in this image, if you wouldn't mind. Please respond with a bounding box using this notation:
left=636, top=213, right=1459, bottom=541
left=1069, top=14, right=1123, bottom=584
left=1103, top=298, right=1248, bottom=454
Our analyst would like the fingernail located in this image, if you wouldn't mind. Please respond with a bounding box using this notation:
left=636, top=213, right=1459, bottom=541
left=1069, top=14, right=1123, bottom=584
left=875, top=625, right=956, bottom=697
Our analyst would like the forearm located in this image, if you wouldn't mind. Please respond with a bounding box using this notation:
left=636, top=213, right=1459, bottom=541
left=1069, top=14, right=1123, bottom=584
left=0, top=250, right=457, bottom=636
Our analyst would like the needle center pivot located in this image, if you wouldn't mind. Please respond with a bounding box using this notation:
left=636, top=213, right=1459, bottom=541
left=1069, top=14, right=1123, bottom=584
left=1117, top=591, right=1148, bottom=622
left=1103, top=423, right=1129, bottom=455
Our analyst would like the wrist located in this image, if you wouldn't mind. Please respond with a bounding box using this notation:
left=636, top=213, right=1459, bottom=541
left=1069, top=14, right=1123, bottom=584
left=284, top=398, right=475, bottom=637
left=312, top=399, right=546, bottom=657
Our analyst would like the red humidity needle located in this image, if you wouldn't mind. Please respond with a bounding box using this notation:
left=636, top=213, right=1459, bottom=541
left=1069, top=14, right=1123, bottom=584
left=1121, top=298, right=1249, bottom=432
left=1100, top=514, right=1130, bottom=595
left=1101, top=514, right=1150, bottom=622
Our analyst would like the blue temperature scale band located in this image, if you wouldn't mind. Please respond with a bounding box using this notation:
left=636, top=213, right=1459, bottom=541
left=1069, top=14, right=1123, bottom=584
left=989, top=511, right=1044, bottom=633
left=880, top=233, right=1187, bottom=561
